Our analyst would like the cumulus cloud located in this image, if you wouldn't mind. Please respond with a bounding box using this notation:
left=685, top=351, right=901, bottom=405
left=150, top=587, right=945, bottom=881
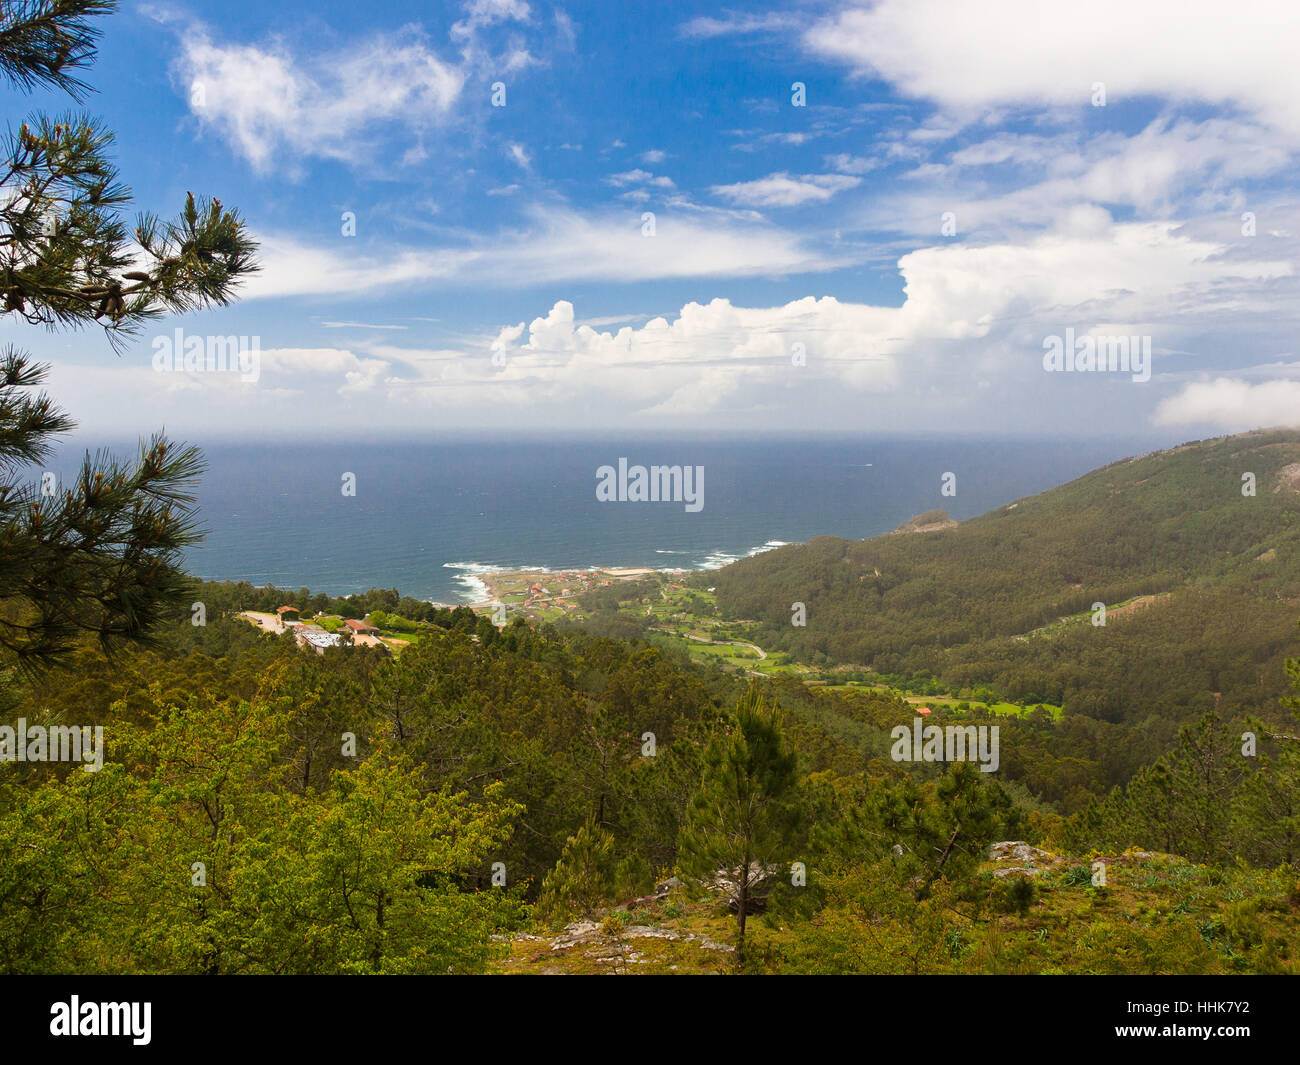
left=47, top=208, right=1298, bottom=434
left=477, top=295, right=899, bottom=414
left=289, top=218, right=1292, bottom=419
left=805, top=0, right=1300, bottom=138
left=1154, top=378, right=1300, bottom=430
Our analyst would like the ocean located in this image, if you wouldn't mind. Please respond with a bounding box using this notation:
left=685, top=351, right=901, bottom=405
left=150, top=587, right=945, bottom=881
left=45, top=434, right=1163, bottom=604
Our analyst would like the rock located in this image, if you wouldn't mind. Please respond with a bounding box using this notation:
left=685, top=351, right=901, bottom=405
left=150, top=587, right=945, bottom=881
left=550, top=920, right=601, bottom=951
left=891, top=509, right=958, bottom=534
left=1275, top=463, right=1300, bottom=494
left=988, top=840, right=1053, bottom=863
left=623, top=925, right=680, bottom=941
left=654, top=876, right=682, bottom=897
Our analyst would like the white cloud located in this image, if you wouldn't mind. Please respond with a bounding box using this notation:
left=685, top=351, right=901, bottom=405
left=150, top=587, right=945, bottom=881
left=806, top=0, right=1300, bottom=138
left=256, top=348, right=391, bottom=393
left=169, top=0, right=568, bottom=172
left=507, top=142, right=533, bottom=170
left=678, top=12, right=800, bottom=39
left=1155, top=378, right=1300, bottom=430
left=890, top=221, right=1290, bottom=341
left=45, top=210, right=1297, bottom=434
left=176, top=29, right=464, bottom=172
left=434, top=295, right=900, bottom=415
left=824, top=153, right=882, bottom=175
left=452, top=0, right=533, bottom=39
left=711, top=172, right=863, bottom=207
left=313, top=220, right=1292, bottom=417
left=854, top=119, right=1297, bottom=240
left=607, top=169, right=676, bottom=189
left=243, top=206, right=852, bottom=298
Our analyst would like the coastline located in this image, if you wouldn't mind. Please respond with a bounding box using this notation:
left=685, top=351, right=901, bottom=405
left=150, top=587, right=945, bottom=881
left=442, top=565, right=674, bottom=611
left=437, top=541, right=792, bottom=610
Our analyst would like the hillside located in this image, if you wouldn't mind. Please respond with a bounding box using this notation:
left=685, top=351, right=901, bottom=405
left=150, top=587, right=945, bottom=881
left=4, top=568, right=1299, bottom=974
left=494, top=845, right=1300, bottom=975
left=704, top=429, right=1300, bottom=728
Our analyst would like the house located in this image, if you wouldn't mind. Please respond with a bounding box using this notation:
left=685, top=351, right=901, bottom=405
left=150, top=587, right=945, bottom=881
left=344, top=619, right=379, bottom=635
left=297, top=629, right=342, bottom=655
left=276, top=605, right=301, bottom=623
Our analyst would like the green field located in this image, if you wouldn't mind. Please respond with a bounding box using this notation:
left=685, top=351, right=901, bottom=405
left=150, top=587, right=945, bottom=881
left=577, top=576, right=1064, bottom=718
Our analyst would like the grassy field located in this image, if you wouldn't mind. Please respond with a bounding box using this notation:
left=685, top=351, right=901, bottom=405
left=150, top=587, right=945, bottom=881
left=574, top=576, right=1066, bottom=718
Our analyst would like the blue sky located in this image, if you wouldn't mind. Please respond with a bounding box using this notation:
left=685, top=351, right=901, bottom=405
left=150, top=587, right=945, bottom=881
left=9, top=0, right=1300, bottom=438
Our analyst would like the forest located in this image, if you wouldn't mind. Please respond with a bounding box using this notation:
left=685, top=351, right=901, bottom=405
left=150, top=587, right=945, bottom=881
left=2, top=566, right=1298, bottom=973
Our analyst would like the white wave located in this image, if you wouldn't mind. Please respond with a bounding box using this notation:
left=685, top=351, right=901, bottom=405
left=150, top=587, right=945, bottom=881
left=695, top=540, right=789, bottom=569
left=441, top=560, right=539, bottom=575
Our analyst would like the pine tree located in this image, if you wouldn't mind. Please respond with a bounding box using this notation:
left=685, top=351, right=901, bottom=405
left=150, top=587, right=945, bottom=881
left=537, top=817, right=616, bottom=922
left=678, top=685, right=798, bottom=969
left=0, top=1, right=256, bottom=668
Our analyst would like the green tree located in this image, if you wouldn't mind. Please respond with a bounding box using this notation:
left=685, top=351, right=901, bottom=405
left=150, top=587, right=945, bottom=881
left=678, top=685, right=798, bottom=969
left=0, top=684, right=524, bottom=974
left=855, top=761, right=1019, bottom=898
left=0, top=0, right=256, bottom=668
left=537, top=817, right=616, bottom=922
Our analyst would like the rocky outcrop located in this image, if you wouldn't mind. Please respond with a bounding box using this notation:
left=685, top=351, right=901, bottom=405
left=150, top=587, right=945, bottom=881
left=987, top=840, right=1062, bottom=878
left=891, top=509, right=958, bottom=534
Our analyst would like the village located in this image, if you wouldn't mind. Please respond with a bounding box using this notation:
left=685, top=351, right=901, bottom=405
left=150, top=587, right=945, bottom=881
left=471, top=565, right=670, bottom=622
left=233, top=566, right=683, bottom=653
left=236, top=605, right=394, bottom=653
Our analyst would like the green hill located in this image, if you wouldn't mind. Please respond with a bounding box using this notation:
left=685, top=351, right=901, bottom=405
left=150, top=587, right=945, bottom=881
left=705, top=428, right=1300, bottom=729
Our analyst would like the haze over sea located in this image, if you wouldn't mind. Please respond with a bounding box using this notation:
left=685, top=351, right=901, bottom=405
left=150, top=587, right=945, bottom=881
left=54, top=434, right=1167, bottom=604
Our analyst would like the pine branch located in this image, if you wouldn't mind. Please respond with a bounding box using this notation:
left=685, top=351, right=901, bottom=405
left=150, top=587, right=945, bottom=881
left=0, top=1, right=117, bottom=101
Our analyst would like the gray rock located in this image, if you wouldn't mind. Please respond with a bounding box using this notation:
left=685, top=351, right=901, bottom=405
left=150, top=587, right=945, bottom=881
left=654, top=876, right=683, bottom=897
left=988, top=840, right=1053, bottom=863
